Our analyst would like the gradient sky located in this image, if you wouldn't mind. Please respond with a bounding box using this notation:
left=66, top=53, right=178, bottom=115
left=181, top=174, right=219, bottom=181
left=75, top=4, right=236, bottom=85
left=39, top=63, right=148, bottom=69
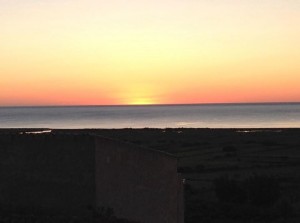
left=1, top=0, right=299, bottom=106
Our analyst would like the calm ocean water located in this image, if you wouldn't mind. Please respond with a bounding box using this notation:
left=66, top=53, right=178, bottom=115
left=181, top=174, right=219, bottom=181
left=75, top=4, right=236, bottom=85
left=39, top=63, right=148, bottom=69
left=0, top=103, right=299, bottom=129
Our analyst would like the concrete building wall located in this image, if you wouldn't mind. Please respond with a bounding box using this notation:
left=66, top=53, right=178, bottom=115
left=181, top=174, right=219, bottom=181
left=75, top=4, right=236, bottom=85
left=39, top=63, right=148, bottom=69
left=0, top=134, right=95, bottom=215
left=95, top=137, right=183, bottom=223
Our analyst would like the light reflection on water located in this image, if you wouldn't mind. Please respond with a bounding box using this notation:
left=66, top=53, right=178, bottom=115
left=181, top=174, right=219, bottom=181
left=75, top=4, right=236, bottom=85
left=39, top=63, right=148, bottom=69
left=19, top=130, right=53, bottom=134
left=0, top=103, right=299, bottom=129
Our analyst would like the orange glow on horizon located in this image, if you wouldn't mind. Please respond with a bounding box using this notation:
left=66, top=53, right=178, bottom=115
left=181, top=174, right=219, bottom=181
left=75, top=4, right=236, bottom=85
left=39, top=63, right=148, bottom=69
left=0, top=0, right=299, bottom=106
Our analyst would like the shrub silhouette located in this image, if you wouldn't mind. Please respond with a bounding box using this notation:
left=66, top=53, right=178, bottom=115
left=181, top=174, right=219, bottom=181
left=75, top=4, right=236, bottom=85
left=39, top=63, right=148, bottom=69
left=0, top=207, right=140, bottom=223
left=246, top=175, right=280, bottom=206
left=214, top=176, right=247, bottom=204
left=214, top=175, right=280, bottom=206
left=222, top=145, right=237, bottom=153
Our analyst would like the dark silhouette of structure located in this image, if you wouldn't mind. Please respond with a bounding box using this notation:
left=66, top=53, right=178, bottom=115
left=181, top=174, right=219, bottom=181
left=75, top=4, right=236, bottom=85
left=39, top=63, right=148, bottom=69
left=0, top=133, right=184, bottom=223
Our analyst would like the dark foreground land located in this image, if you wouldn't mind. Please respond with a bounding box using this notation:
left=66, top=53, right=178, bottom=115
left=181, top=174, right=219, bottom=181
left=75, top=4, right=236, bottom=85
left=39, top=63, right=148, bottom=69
left=1, top=128, right=300, bottom=222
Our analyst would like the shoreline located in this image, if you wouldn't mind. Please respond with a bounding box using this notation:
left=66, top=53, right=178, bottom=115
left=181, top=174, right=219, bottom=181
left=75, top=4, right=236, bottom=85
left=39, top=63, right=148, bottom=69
left=1, top=127, right=300, bottom=130
left=1, top=127, right=300, bottom=136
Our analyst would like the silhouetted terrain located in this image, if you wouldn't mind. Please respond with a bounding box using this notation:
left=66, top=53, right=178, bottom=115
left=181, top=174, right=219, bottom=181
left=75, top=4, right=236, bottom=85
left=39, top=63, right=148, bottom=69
left=1, top=128, right=300, bottom=222
left=54, top=128, right=300, bottom=223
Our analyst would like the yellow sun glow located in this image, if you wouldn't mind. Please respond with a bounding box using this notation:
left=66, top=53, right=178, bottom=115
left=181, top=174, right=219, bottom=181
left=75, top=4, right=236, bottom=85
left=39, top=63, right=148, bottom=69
left=119, top=85, right=160, bottom=105
left=129, top=98, right=155, bottom=105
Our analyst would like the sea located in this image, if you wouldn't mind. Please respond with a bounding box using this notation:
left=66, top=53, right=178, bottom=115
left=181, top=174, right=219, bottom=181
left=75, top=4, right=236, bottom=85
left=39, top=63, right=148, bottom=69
left=0, top=103, right=299, bottom=129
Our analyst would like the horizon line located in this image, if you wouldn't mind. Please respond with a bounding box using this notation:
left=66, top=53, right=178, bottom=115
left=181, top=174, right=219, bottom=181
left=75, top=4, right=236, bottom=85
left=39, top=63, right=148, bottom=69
left=1, top=101, right=300, bottom=108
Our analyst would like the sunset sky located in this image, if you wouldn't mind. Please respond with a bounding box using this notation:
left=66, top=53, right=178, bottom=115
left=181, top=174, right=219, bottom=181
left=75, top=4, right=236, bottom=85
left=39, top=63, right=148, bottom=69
left=1, top=0, right=299, bottom=106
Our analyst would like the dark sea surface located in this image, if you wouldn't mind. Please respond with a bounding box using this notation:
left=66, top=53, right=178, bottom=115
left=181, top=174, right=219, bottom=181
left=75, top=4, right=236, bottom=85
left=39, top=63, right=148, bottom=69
left=0, top=103, right=299, bottom=129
